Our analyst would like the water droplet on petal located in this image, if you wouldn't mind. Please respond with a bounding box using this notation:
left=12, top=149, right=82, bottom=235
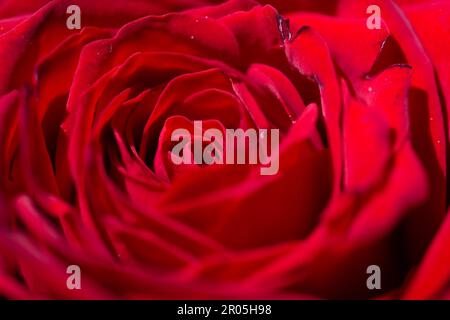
left=190, top=35, right=195, bottom=40
left=368, top=87, right=373, bottom=92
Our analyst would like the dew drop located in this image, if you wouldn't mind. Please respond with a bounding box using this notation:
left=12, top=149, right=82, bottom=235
left=190, top=35, right=195, bottom=40
left=368, top=87, right=373, bottom=92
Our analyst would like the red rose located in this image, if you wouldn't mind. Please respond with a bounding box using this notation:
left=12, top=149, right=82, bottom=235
left=0, top=0, right=448, bottom=299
